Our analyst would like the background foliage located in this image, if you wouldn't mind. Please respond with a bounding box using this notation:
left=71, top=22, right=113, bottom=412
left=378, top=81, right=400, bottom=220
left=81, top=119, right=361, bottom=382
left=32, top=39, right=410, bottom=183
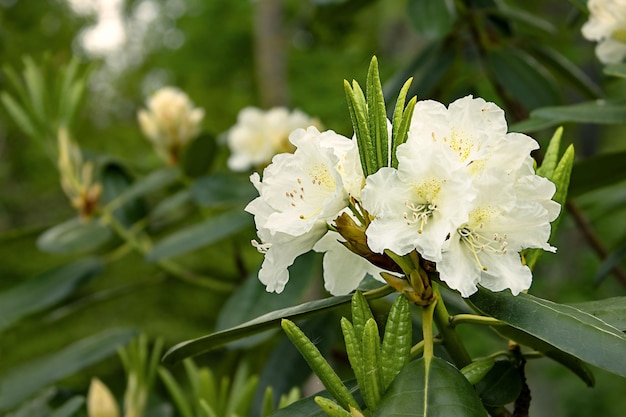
left=1, top=0, right=625, bottom=416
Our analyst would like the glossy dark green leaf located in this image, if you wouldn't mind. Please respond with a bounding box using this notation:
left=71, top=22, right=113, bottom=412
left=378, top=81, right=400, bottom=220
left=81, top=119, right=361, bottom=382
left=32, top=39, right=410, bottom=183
left=181, top=133, right=217, bottom=178
left=489, top=324, right=595, bottom=387
left=146, top=209, right=252, bottom=261
left=162, top=286, right=393, bottom=364
left=476, top=361, right=522, bottom=406
left=531, top=100, right=626, bottom=125
left=407, top=0, right=457, bottom=39
left=37, top=218, right=112, bottom=254
left=470, top=288, right=626, bottom=378
left=569, top=151, right=626, bottom=197
left=603, top=63, right=626, bottom=78
left=569, top=297, right=626, bottom=332
left=372, top=357, right=487, bottom=416
left=0, top=258, right=103, bottom=332
left=216, top=253, right=319, bottom=348
left=0, top=328, right=136, bottom=411
left=190, top=172, right=258, bottom=208
left=487, top=49, right=560, bottom=110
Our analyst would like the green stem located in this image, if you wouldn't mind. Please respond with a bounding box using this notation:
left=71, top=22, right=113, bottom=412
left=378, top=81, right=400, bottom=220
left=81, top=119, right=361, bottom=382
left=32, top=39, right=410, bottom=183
left=432, top=284, right=472, bottom=368
left=421, top=298, right=438, bottom=365
left=384, top=250, right=414, bottom=276
left=409, top=337, right=443, bottom=359
left=363, top=284, right=395, bottom=300
left=102, top=212, right=235, bottom=292
left=449, top=314, right=506, bottom=328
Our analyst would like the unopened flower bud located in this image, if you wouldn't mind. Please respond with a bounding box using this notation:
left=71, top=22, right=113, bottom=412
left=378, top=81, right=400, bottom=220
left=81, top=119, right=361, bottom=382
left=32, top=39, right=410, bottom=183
left=138, top=87, right=204, bottom=165
left=87, top=378, right=120, bottom=417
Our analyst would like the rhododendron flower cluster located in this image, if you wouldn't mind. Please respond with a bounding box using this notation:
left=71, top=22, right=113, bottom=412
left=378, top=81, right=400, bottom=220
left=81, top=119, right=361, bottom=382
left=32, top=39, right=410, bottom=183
left=246, top=96, right=560, bottom=297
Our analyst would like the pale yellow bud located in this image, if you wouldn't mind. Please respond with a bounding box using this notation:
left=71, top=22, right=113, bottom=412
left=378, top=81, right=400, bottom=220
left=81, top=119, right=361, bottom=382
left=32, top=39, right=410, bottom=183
left=87, top=378, right=120, bottom=417
left=138, top=86, right=205, bottom=165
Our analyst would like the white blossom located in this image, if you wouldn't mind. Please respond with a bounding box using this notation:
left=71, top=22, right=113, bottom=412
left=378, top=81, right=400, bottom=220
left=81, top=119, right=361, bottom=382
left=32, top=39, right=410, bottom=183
left=227, top=107, right=321, bottom=171
left=138, top=87, right=204, bottom=164
left=582, top=0, right=626, bottom=64
left=245, top=126, right=363, bottom=293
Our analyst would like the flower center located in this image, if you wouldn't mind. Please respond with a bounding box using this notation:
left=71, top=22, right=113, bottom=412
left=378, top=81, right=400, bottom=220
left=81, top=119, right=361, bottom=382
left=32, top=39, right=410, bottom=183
left=442, top=128, right=479, bottom=162
left=458, top=226, right=509, bottom=271
left=308, top=163, right=336, bottom=190
left=403, top=202, right=437, bottom=234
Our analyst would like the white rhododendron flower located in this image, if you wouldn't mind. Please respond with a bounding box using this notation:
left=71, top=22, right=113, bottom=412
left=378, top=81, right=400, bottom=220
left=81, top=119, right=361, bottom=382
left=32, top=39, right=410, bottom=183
left=227, top=107, right=321, bottom=171
left=246, top=93, right=559, bottom=298
left=138, top=87, right=204, bottom=164
left=582, top=0, right=626, bottom=64
left=246, top=126, right=364, bottom=294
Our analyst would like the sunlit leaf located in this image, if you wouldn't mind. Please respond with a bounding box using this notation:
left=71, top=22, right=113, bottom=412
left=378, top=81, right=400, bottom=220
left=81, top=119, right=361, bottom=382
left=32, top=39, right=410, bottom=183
left=0, top=328, right=136, bottom=411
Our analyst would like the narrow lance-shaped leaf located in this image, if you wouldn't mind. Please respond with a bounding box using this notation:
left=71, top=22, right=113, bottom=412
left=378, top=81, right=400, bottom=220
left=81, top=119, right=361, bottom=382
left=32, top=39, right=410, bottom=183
left=366, top=56, right=389, bottom=170
left=361, top=318, right=383, bottom=410
left=380, top=295, right=412, bottom=390
left=1, top=92, right=39, bottom=139
left=551, top=144, right=574, bottom=223
left=314, top=397, right=353, bottom=417
left=281, top=319, right=361, bottom=412
left=22, top=56, right=47, bottom=124
left=341, top=318, right=365, bottom=397
left=351, top=291, right=375, bottom=341
left=391, top=79, right=415, bottom=168
left=536, top=126, right=563, bottom=179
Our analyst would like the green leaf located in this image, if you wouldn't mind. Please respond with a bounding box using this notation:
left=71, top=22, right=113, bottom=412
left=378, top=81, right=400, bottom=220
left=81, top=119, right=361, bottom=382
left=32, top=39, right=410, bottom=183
left=476, top=360, right=522, bottom=407
left=103, top=166, right=180, bottom=214
left=215, top=253, right=319, bottom=348
left=550, top=144, right=574, bottom=218
left=530, top=45, right=603, bottom=98
left=146, top=210, right=252, bottom=261
left=536, top=127, right=563, bottom=179
left=190, top=173, right=257, bottom=208
left=366, top=56, right=389, bottom=171
left=493, top=4, right=556, bottom=33
left=509, top=116, right=559, bottom=133
left=100, top=163, right=148, bottom=226
left=487, top=49, right=560, bottom=110
left=460, top=357, right=495, bottom=386
left=603, top=63, right=626, bottom=78
left=1, top=91, right=40, bottom=139
left=49, top=396, right=85, bottom=417
left=351, top=291, right=375, bottom=342
left=36, top=218, right=113, bottom=254
left=0, top=258, right=103, bottom=332
left=469, top=288, right=626, bottom=378
left=0, top=328, right=136, bottom=411
left=407, top=0, right=457, bottom=39
left=345, top=79, right=374, bottom=176
left=531, top=100, right=626, bottom=125
left=372, top=357, right=487, bottom=416
left=269, top=381, right=360, bottom=417
left=360, top=319, right=383, bottom=410
left=181, top=133, right=218, bottom=178
left=22, top=56, right=47, bottom=124
left=380, top=295, right=412, bottom=390
left=569, top=297, right=626, bottom=332
left=162, top=286, right=393, bottom=364
left=150, top=189, right=193, bottom=224
left=282, top=319, right=360, bottom=412
left=569, top=151, right=626, bottom=197
left=594, top=244, right=626, bottom=286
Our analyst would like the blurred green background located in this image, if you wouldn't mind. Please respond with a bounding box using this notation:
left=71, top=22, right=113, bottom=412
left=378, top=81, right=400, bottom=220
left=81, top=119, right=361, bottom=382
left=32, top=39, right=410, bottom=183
left=1, top=1, right=625, bottom=416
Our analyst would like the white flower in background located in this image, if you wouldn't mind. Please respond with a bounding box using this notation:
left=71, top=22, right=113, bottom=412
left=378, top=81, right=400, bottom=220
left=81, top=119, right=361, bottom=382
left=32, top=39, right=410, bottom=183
left=138, top=87, right=205, bottom=165
left=582, top=0, right=626, bottom=64
left=246, top=126, right=363, bottom=293
left=361, top=139, right=473, bottom=261
left=227, top=107, right=322, bottom=171
left=437, top=174, right=557, bottom=297
left=87, top=378, right=120, bottom=417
